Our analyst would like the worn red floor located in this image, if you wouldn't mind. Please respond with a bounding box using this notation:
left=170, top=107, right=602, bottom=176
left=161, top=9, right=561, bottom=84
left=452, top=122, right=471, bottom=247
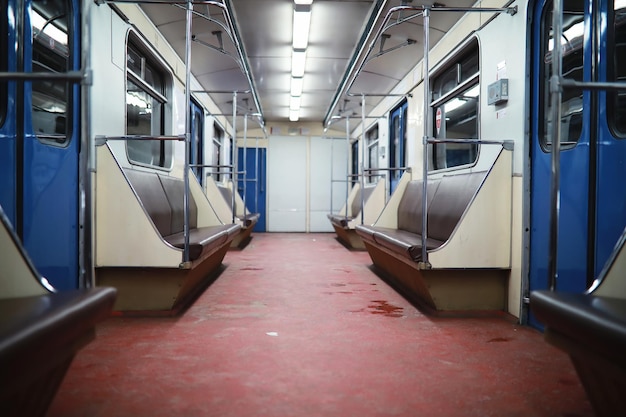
left=48, top=233, right=593, bottom=417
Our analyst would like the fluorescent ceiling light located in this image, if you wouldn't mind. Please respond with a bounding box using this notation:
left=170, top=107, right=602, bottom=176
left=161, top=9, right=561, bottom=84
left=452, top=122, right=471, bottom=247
left=290, top=96, right=301, bottom=110
left=289, top=109, right=300, bottom=122
left=290, top=77, right=304, bottom=96
left=293, top=6, right=311, bottom=49
left=294, top=0, right=312, bottom=4
left=291, top=49, right=307, bottom=77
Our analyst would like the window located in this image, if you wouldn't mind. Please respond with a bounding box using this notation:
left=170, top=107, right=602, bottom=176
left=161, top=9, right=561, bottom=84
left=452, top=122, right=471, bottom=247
left=126, top=34, right=172, bottom=168
left=31, top=0, right=72, bottom=145
left=212, top=123, right=224, bottom=182
left=609, top=0, right=626, bottom=136
left=351, top=140, right=359, bottom=186
left=190, top=100, right=204, bottom=183
left=539, top=0, right=584, bottom=150
left=366, top=125, right=379, bottom=184
left=431, top=41, right=479, bottom=170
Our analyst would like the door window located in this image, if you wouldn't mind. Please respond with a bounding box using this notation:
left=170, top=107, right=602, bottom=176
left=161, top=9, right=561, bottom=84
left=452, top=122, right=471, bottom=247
left=539, top=0, right=585, bottom=150
left=31, top=0, right=71, bottom=145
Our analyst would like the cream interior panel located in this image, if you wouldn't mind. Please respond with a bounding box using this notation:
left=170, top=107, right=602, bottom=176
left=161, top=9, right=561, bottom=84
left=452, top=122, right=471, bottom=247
left=428, top=150, right=512, bottom=268
left=188, top=172, right=224, bottom=227
left=347, top=180, right=386, bottom=227
left=96, top=145, right=182, bottom=267
left=204, top=176, right=233, bottom=224
left=372, top=171, right=412, bottom=228
left=337, top=183, right=360, bottom=217
left=0, top=222, right=47, bottom=298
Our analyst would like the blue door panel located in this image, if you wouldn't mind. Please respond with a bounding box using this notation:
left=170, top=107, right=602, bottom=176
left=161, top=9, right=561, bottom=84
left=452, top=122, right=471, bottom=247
left=238, top=147, right=266, bottom=232
left=0, top=0, right=80, bottom=290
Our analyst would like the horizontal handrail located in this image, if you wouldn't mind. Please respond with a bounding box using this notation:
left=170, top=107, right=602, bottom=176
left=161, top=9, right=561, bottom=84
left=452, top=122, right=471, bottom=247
left=427, top=138, right=514, bottom=150
left=561, top=78, right=626, bottom=91
left=95, top=135, right=185, bottom=146
left=364, top=167, right=412, bottom=173
left=190, top=164, right=234, bottom=169
left=0, top=71, right=86, bottom=82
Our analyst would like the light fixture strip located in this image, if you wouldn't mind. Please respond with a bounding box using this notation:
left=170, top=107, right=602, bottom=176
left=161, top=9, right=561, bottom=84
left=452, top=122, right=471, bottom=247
left=289, top=95, right=302, bottom=110
left=290, top=77, right=304, bottom=96
left=292, top=5, right=311, bottom=49
left=291, top=49, right=307, bottom=78
left=290, top=0, right=312, bottom=122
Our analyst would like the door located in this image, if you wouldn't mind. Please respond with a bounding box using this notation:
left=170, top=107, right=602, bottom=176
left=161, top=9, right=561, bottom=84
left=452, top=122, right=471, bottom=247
left=389, top=100, right=407, bottom=194
left=238, top=147, right=266, bottom=232
left=0, top=0, right=82, bottom=290
left=529, top=0, right=626, bottom=326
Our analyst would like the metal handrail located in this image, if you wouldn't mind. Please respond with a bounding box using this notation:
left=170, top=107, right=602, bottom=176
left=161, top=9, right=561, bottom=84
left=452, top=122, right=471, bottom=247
left=94, top=135, right=185, bottom=146
left=0, top=71, right=86, bottom=81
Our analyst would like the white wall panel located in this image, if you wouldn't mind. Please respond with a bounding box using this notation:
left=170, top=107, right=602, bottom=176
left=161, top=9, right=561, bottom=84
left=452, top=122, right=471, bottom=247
left=310, top=137, right=348, bottom=232
left=267, top=136, right=307, bottom=231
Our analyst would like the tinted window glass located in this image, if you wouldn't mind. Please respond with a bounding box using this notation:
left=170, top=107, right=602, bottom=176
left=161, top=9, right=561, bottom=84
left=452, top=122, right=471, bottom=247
left=540, top=0, right=584, bottom=150
left=609, top=0, right=626, bottom=136
left=126, top=34, right=171, bottom=169
left=431, top=41, right=479, bottom=170
left=31, top=0, right=71, bottom=145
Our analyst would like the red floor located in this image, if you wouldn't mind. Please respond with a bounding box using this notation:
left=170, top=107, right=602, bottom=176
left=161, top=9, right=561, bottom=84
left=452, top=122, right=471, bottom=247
left=48, top=233, right=593, bottom=417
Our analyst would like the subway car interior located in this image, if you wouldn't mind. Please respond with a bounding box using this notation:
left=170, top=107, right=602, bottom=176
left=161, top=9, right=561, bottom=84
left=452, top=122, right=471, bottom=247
left=1, top=0, right=626, bottom=415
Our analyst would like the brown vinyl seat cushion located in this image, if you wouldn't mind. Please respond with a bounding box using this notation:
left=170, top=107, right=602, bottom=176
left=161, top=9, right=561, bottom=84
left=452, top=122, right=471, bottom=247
left=355, top=171, right=486, bottom=262
left=125, top=169, right=240, bottom=261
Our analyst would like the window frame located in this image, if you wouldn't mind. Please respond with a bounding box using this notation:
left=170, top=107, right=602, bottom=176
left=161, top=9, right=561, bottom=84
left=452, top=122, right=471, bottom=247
left=30, top=0, right=74, bottom=147
left=125, top=31, right=173, bottom=170
left=430, top=39, right=480, bottom=171
left=212, top=122, right=224, bottom=182
left=538, top=1, right=585, bottom=151
left=366, top=124, right=379, bottom=184
left=608, top=0, right=626, bottom=138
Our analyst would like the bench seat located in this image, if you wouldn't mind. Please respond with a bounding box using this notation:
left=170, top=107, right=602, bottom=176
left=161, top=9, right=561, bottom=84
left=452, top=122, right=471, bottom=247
left=355, top=149, right=512, bottom=312
left=356, top=225, right=444, bottom=261
left=95, top=144, right=241, bottom=313
left=328, top=182, right=384, bottom=249
left=217, top=185, right=260, bottom=248
left=165, top=224, right=241, bottom=260
left=356, top=173, right=482, bottom=264
left=125, top=169, right=241, bottom=262
left=0, top=288, right=116, bottom=417
left=531, top=291, right=626, bottom=365
left=237, top=212, right=261, bottom=228
left=531, top=290, right=626, bottom=416
left=1, top=202, right=116, bottom=416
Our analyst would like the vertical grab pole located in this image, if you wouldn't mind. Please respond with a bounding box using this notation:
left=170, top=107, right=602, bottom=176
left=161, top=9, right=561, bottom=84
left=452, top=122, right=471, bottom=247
left=255, top=136, right=259, bottom=215
left=420, top=7, right=431, bottom=267
left=82, top=0, right=94, bottom=287
left=344, top=116, right=352, bottom=218
left=329, top=133, right=334, bottom=214
left=548, top=0, right=564, bottom=291
left=360, top=93, right=366, bottom=224
left=182, top=0, right=193, bottom=264
left=231, top=91, right=237, bottom=224
left=243, top=114, right=248, bottom=216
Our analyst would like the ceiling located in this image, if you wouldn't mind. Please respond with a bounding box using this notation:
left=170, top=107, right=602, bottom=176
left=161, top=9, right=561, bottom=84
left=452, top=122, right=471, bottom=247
left=138, top=0, right=476, bottom=129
